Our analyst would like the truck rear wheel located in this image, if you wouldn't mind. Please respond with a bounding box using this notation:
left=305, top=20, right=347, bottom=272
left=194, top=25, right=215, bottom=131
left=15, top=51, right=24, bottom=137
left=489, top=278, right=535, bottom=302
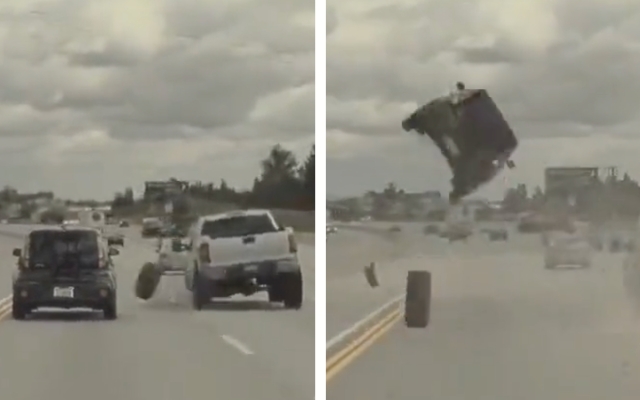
left=278, top=272, right=303, bottom=310
left=404, top=270, right=431, bottom=328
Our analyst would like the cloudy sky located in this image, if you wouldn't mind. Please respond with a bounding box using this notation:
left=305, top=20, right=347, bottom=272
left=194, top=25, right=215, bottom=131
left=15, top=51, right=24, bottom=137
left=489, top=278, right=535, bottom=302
left=0, top=0, right=314, bottom=200
left=327, top=0, right=640, bottom=200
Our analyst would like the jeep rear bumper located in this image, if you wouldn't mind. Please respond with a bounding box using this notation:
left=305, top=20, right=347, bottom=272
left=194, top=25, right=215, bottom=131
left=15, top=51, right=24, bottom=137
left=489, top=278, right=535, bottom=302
left=13, top=280, right=115, bottom=309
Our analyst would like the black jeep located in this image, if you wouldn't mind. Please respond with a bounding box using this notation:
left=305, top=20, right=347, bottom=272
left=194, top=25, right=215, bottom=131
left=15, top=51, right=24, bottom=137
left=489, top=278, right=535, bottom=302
left=11, top=227, right=119, bottom=320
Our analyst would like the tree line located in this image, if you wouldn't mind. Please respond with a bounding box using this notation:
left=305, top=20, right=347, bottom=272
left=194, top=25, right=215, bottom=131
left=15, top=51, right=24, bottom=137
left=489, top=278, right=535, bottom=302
left=112, top=144, right=315, bottom=213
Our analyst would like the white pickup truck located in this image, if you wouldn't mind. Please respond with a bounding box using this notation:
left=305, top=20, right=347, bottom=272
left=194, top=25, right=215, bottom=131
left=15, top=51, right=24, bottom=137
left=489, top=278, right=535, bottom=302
left=181, top=209, right=303, bottom=310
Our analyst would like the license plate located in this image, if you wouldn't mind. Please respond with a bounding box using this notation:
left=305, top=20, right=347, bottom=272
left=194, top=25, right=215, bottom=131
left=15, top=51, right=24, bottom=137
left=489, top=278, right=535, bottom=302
left=53, top=287, right=74, bottom=298
left=244, top=265, right=258, bottom=273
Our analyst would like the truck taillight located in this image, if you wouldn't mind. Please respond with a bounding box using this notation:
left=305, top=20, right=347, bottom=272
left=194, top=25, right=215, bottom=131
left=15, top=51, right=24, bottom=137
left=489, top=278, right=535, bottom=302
left=198, top=243, right=211, bottom=263
left=288, top=234, right=297, bottom=253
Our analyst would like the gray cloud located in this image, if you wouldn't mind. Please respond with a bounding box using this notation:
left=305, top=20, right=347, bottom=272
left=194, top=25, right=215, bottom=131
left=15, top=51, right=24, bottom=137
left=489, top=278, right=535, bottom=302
left=0, top=0, right=314, bottom=199
left=327, top=0, right=640, bottom=198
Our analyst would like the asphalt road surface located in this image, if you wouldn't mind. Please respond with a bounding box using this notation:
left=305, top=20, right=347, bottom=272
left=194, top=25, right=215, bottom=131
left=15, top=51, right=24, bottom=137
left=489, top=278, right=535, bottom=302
left=326, top=221, right=527, bottom=339
left=327, top=221, right=640, bottom=400
left=0, top=224, right=314, bottom=400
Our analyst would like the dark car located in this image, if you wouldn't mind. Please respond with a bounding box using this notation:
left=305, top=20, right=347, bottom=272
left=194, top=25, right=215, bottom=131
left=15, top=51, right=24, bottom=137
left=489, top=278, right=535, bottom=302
left=487, top=229, right=508, bottom=241
left=107, top=233, right=124, bottom=247
left=11, top=227, right=119, bottom=320
left=423, top=224, right=439, bottom=235
left=401, top=83, right=518, bottom=204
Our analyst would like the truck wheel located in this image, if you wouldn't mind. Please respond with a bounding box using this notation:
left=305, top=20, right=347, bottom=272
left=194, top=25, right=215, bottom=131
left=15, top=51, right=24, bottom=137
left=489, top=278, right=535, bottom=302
left=364, top=262, right=379, bottom=287
left=103, top=295, right=117, bottom=320
left=404, top=270, right=431, bottom=328
left=192, top=271, right=209, bottom=311
left=135, top=262, right=161, bottom=300
left=12, top=299, right=27, bottom=320
left=281, top=272, right=303, bottom=310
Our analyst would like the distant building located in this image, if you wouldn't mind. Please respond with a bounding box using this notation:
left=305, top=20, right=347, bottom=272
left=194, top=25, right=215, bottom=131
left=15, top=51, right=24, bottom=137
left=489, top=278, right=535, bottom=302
left=143, top=179, right=189, bottom=202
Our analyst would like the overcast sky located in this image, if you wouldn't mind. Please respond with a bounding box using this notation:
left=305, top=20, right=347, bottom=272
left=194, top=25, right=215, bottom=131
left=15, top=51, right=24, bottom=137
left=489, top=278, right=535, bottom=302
left=327, top=0, right=640, bottom=200
left=0, top=0, right=314, bottom=200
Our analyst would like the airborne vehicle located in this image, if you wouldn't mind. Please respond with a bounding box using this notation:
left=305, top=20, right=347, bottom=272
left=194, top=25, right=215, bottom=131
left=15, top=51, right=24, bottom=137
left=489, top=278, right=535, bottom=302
left=401, top=82, right=518, bottom=204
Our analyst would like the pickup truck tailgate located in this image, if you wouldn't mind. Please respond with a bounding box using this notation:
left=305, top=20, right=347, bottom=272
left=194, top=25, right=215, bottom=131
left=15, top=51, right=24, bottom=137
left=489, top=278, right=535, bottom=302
left=206, top=231, right=292, bottom=266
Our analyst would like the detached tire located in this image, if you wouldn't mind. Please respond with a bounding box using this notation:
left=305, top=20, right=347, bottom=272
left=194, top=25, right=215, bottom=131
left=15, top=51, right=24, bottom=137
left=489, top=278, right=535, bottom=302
left=192, top=271, right=209, bottom=311
left=364, top=262, right=379, bottom=287
left=135, top=262, right=162, bottom=300
left=404, top=270, right=431, bottom=328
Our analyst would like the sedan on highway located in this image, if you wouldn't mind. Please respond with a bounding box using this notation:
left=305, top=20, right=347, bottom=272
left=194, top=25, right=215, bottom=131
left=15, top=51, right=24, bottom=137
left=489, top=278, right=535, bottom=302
left=544, top=233, right=592, bottom=269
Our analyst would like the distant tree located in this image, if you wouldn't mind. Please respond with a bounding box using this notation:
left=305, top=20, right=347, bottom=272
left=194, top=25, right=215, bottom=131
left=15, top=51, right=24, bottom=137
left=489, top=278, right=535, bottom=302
left=502, top=183, right=529, bottom=213
left=252, top=145, right=302, bottom=209
left=297, top=145, right=315, bottom=209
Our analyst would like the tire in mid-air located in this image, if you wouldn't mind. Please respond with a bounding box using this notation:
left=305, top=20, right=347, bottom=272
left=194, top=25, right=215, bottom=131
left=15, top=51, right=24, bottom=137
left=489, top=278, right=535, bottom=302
left=135, top=262, right=162, bottom=300
left=364, top=262, right=379, bottom=288
left=404, top=270, right=431, bottom=328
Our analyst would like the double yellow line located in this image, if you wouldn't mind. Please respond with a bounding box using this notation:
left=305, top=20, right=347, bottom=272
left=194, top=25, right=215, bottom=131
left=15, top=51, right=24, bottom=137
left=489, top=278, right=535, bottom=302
left=0, top=295, right=12, bottom=321
left=326, top=307, right=402, bottom=382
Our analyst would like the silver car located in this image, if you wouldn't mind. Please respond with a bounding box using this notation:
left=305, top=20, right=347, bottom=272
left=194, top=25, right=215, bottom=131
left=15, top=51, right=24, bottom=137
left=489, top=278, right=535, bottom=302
left=544, top=234, right=592, bottom=269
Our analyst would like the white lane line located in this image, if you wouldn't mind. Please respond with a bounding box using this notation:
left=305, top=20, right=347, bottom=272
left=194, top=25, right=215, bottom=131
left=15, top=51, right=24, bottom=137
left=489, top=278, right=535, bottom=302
left=221, top=334, right=254, bottom=355
left=326, top=293, right=404, bottom=351
left=0, top=295, right=12, bottom=316
left=0, top=295, right=13, bottom=307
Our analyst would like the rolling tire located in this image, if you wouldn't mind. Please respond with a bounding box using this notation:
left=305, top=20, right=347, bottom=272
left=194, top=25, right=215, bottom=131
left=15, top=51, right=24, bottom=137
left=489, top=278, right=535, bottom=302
left=364, top=262, right=379, bottom=288
left=135, top=262, right=162, bottom=300
left=192, top=271, right=209, bottom=311
left=11, top=299, right=27, bottom=320
left=404, top=270, right=431, bottom=328
left=103, top=295, right=117, bottom=320
left=282, top=272, right=303, bottom=310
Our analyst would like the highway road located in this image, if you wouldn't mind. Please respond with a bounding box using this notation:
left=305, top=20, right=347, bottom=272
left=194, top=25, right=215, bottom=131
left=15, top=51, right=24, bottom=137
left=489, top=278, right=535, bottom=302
left=0, top=224, right=315, bottom=400
left=327, top=222, right=640, bottom=400
left=326, top=221, right=530, bottom=339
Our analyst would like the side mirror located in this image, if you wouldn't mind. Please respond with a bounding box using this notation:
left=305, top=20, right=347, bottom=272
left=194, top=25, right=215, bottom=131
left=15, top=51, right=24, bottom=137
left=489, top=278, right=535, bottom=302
left=12, top=248, right=21, bottom=257
left=108, top=247, right=120, bottom=256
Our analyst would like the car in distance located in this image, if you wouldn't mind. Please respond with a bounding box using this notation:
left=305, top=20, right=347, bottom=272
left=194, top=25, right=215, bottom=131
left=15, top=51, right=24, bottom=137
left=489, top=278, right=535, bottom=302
left=423, top=224, right=440, bottom=235
left=11, top=226, right=119, bottom=320
left=106, top=232, right=125, bottom=247
left=183, top=209, right=303, bottom=310
left=141, top=217, right=163, bottom=238
left=486, top=228, right=508, bottom=241
left=544, top=233, right=592, bottom=269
